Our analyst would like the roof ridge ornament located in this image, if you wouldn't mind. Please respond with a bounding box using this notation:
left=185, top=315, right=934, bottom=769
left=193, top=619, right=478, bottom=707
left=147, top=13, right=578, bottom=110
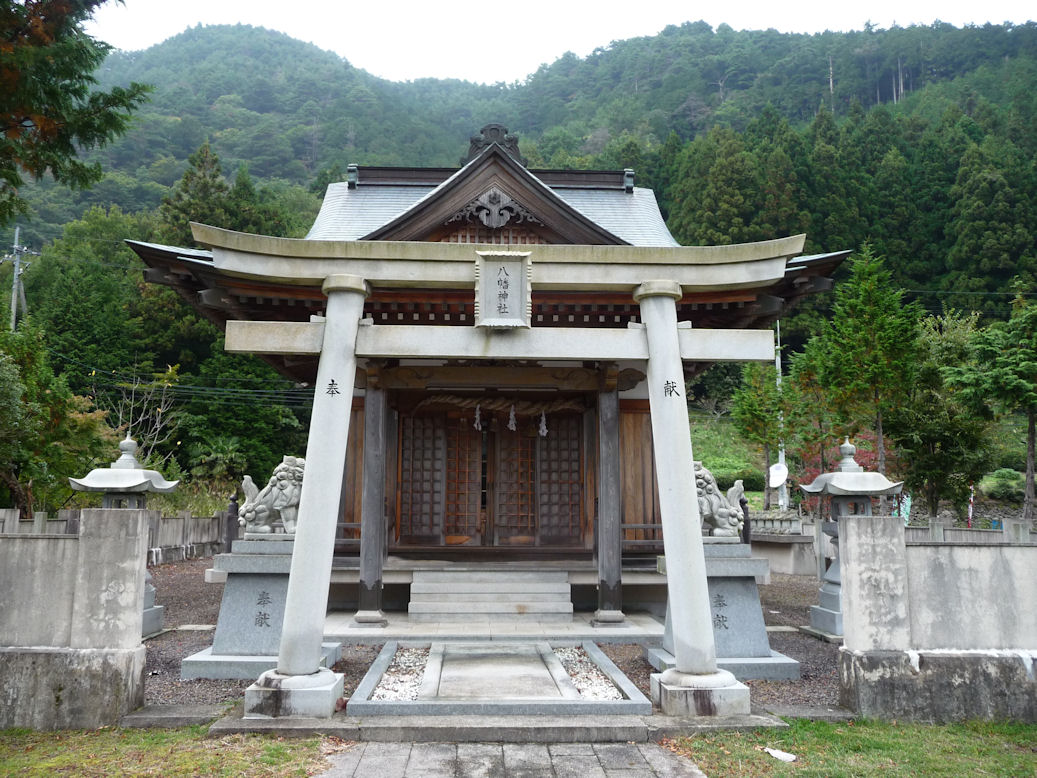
left=463, top=123, right=526, bottom=165
left=445, top=185, right=543, bottom=230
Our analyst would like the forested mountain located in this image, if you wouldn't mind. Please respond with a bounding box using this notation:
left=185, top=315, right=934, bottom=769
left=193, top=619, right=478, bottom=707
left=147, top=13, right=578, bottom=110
left=3, top=19, right=1035, bottom=504
left=11, top=20, right=1037, bottom=252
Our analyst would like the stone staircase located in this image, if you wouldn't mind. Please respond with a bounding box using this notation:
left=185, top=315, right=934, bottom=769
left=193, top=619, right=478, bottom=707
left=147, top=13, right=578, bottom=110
left=408, top=569, right=573, bottom=623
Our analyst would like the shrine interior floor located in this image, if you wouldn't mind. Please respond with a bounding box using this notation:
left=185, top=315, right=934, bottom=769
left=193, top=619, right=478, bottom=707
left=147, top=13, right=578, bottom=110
left=324, top=611, right=666, bottom=643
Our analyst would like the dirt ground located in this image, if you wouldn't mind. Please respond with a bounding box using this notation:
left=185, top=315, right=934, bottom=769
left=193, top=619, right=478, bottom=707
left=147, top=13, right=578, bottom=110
left=146, top=560, right=839, bottom=710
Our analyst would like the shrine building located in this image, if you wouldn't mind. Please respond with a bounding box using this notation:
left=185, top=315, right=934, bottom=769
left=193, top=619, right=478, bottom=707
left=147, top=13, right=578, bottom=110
left=130, top=124, right=844, bottom=697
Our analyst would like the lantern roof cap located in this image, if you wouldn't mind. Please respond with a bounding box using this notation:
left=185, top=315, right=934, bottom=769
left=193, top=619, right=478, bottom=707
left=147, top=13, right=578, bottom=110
left=69, top=435, right=179, bottom=494
left=800, top=438, right=902, bottom=497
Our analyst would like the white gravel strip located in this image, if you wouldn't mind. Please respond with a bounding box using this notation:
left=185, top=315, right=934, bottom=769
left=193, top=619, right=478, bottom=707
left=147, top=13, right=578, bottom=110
left=371, top=646, right=429, bottom=701
left=554, top=646, right=623, bottom=700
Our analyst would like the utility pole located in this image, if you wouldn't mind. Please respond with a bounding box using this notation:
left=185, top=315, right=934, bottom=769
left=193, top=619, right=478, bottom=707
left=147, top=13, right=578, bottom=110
left=775, top=320, right=789, bottom=510
left=4, top=226, right=35, bottom=331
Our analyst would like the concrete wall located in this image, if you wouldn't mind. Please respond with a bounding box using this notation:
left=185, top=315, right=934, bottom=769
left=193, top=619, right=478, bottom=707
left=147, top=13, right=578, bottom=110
left=838, top=515, right=1037, bottom=722
left=749, top=534, right=816, bottom=576
left=0, top=509, right=152, bottom=729
left=0, top=509, right=227, bottom=563
left=146, top=512, right=226, bottom=564
left=905, top=543, right=1037, bottom=649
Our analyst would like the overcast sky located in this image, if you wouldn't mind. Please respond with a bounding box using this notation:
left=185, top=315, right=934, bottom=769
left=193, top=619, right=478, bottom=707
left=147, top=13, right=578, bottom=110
left=85, top=0, right=1035, bottom=85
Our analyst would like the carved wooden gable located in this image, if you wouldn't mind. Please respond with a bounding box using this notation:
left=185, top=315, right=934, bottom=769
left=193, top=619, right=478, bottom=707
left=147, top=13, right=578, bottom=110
left=362, top=143, right=627, bottom=246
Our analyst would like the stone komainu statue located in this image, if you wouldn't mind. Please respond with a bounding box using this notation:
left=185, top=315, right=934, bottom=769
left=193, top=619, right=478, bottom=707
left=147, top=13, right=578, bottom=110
left=239, top=455, right=305, bottom=534
left=695, top=461, right=744, bottom=537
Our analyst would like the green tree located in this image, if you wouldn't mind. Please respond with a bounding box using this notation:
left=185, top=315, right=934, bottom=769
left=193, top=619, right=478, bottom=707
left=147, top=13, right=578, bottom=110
left=886, top=311, right=995, bottom=516
left=944, top=139, right=1036, bottom=307
left=188, top=434, right=247, bottom=483
left=945, top=292, right=1037, bottom=521
left=0, top=0, right=150, bottom=226
left=22, top=205, right=155, bottom=391
left=694, top=128, right=762, bottom=245
left=816, top=244, right=922, bottom=475
left=731, top=362, right=784, bottom=508
left=785, top=336, right=838, bottom=477
left=0, top=323, right=114, bottom=518
left=158, top=140, right=231, bottom=245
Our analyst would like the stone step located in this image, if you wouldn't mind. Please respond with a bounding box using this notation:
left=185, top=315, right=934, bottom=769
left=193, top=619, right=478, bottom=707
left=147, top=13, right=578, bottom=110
left=207, top=711, right=789, bottom=741
left=407, top=569, right=573, bottom=622
left=411, top=570, right=568, bottom=583
left=408, top=611, right=575, bottom=624
left=410, top=581, right=570, bottom=596
left=409, top=601, right=573, bottom=616
left=209, top=713, right=655, bottom=741
left=410, top=590, right=570, bottom=603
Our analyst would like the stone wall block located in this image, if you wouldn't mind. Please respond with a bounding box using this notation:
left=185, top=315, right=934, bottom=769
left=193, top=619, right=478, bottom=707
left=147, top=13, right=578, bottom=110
left=69, top=509, right=152, bottom=649
left=0, top=647, right=145, bottom=730
left=840, top=516, right=911, bottom=652
left=840, top=648, right=1037, bottom=723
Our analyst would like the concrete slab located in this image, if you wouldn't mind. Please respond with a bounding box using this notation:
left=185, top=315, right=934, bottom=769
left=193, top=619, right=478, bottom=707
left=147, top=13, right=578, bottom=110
left=762, top=703, right=854, bottom=721
left=347, top=641, right=652, bottom=716
left=552, top=754, right=608, bottom=778
left=120, top=703, right=227, bottom=728
left=798, top=624, right=844, bottom=644
left=324, top=610, right=665, bottom=643
left=647, top=712, right=788, bottom=738
left=433, top=642, right=577, bottom=700
left=209, top=712, right=651, bottom=742
left=643, top=645, right=800, bottom=681
left=180, top=642, right=341, bottom=680
left=455, top=743, right=506, bottom=777
left=594, top=742, right=652, bottom=770
left=312, top=742, right=708, bottom=778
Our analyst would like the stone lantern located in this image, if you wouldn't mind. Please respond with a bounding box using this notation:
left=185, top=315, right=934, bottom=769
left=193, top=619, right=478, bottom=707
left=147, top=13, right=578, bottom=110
left=69, top=435, right=178, bottom=508
left=799, top=439, right=902, bottom=640
left=69, top=435, right=178, bottom=638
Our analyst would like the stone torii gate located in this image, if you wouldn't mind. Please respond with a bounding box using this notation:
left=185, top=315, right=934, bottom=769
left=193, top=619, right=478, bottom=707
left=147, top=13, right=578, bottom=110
left=200, top=226, right=808, bottom=717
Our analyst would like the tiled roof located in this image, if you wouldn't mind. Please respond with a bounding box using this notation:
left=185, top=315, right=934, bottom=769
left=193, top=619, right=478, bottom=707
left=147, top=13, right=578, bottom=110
left=306, top=181, right=679, bottom=247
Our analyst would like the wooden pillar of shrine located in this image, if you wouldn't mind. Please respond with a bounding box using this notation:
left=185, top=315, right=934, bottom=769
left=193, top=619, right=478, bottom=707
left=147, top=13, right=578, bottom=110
left=594, top=375, right=624, bottom=624
left=355, top=369, right=388, bottom=626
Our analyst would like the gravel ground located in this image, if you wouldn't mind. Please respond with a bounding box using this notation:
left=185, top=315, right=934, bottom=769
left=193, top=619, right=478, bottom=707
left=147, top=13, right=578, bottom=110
left=146, top=559, right=839, bottom=711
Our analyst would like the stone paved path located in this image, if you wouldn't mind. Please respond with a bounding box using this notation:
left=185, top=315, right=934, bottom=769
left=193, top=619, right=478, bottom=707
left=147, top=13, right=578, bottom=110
left=315, top=741, right=706, bottom=777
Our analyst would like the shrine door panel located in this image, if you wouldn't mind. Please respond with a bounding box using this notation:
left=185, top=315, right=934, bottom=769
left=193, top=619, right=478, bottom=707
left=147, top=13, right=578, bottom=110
left=397, top=410, right=584, bottom=548
left=397, top=414, right=481, bottom=545
left=536, top=414, right=584, bottom=546
left=493, top=412, right=584, bottom=547
left=493, top=425, right=536, bottom=545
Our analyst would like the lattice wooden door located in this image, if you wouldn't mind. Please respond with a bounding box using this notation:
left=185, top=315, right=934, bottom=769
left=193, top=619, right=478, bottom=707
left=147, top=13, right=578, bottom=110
left=536, top=414, right=583, bottom=545
left=492, top=412, right=583, bottom=547
left=397, top=410, right=583, bottom=548
left=493, top=423, right=537, bottom=545
left=397, top=414, right=481, bottom=545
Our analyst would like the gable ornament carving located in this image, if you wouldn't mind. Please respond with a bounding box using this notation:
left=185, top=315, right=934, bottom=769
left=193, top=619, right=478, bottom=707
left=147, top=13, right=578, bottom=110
left=446, top=186, right=542, bottom=230
left=463, top=122, right=526, bottom=164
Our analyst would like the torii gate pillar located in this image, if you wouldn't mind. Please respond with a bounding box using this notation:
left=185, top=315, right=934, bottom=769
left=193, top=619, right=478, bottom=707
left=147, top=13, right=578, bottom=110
left=635, top=281, right=750, bottom=716
left=245, top=274, right=368, bottom=719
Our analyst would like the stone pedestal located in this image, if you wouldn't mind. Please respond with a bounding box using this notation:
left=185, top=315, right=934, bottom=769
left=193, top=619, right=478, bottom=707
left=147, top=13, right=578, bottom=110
left=802, top=521, right=843, bottom=641
left=142, top=569, right=165, bottom=638
left=650, top=668, right=751, bottom=717
left=244, top=667, right=344, bottom=719
left=644, top=540, right=799, bottom=680
left=180, top=538, right=340, bottom=679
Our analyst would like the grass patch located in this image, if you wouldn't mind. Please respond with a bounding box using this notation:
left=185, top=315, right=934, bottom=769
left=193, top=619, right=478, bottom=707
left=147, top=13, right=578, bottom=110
left=689, top=412, right=766, bottom=491
left=0, top=726, right=347, bottom=777
left=688, top=412, right=759, bottom=467
left=665, top=719, right=1037, bottom=777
